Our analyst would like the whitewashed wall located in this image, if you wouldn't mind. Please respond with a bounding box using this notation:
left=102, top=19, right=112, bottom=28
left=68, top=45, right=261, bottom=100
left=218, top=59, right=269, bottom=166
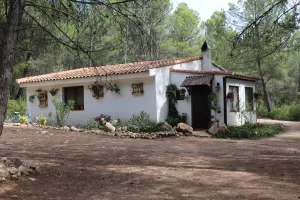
left=24, top=73, right=157, bottom=126
left=226, top=78, right=257, bottom=126
left=150, top=60, right=202, bottom=123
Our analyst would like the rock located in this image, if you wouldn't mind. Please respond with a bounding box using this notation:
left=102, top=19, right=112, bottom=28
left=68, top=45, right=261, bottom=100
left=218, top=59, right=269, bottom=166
left=40, top=131, right=48, bottom=134
left=70, top=126, right=80, bottom=132
left=0, top=177, right=6, bottom=182
left=163, top=122, right=173, bottom=131
left=18, top=165, right=29, bottom=176
left=208, top=122, right=228, bottom=136
left=0, top=168, right=9, bottom=178
left=63, top=126, right=70, bottom=131
left=105, top=122, right=115, bottom=132
left=29, top=177, right=37, bottom=182
left=1, top=157, right=8, bottom=163
left=8, top=167, right=18, bottom=175
left=176, top=123, right=193, bottom=135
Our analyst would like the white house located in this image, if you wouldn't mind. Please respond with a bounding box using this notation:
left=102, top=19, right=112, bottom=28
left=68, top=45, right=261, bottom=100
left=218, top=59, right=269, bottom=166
left=17, top=42, right=260, bottom=129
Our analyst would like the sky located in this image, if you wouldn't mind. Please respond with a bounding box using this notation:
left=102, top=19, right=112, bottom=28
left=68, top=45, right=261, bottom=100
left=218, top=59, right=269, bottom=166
left=171, top=0, right=238, bottom=21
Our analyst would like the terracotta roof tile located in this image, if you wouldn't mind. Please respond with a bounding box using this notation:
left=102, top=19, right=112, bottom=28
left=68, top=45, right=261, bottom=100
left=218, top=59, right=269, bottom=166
left=17, top=56, right=202, bottom=84
left=170, top=69, right=261, bottom=81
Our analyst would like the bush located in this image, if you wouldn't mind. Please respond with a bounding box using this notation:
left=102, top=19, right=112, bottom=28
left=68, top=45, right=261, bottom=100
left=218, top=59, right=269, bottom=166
left=215, top=123, right=284, bottom=139
left=257, top=100, right=300, bottom=121
left=85, top=119, right=99, bottom=130
left=6, top=99, right=26, bottom=116
left=126, top=111, right=166, bottom=133
left=51, top=95, right=75, bottom=127
left=166, top=116, right=181, bottom=127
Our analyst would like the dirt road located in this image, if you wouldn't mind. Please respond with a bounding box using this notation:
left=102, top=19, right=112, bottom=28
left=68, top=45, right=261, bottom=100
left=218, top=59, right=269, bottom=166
left=0, top=120, right=300, bottom=200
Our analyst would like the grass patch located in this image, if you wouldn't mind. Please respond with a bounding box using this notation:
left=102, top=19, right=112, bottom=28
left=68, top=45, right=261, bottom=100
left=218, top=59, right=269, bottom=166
left=215, top=123, right=284, bottom=139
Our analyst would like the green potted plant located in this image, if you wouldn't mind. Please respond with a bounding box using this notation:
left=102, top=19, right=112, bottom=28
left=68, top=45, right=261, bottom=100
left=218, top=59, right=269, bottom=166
left=29, top=95, right=35, bottom=103
left=208, top=93, right=217, bottom=103
left=36, top=115, right=47, bottom=125
left=49, top=88, right=59, bottom=96
left=19, top=115, right=29, bottom=124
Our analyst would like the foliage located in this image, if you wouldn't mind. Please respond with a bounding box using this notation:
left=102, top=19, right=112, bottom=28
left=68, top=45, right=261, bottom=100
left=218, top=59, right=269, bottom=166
left=29, top=95, right=35, bottom=103
left=126, top=111, right=166, bottom=133
left=36, top=115, right=47, bottom=124
left=258, top=101, right=300, bottom=121
left=166, top=84, right=179, bottom=117
left=94, top=114, right=111, bottom=123
left=165, top=116, right=181, bottom=127
left=51, top=96, right=75, bottom=127
left=226, top=92, right=234, bottom=101
left=49, top=88, right=59, bottom=96
left=6, top=99, right=27, bottom=116
left=215, top=123, right=284, bottom=139
left=208, top=93, right=217, bottom=102
left=19, top=115, right=29, bottom=124
left=85, top=119, right=99, bottom=130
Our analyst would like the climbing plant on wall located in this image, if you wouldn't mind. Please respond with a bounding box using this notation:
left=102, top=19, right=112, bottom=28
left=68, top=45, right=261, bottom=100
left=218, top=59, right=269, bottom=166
left=166, top=84, right=182, bottom=126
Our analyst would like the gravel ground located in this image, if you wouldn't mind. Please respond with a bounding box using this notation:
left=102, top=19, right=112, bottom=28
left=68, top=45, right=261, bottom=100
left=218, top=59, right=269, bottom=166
left=0, top=119, right=300, bottom=200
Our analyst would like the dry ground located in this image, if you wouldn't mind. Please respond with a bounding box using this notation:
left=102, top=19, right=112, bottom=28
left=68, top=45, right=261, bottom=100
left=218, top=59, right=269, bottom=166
left=0, top=120, right=300, bottom=200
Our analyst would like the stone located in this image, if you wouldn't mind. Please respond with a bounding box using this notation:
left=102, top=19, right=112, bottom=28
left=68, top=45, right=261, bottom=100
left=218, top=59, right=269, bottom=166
left=8, top=167, right=18, bottom=175
left=1, top=157, right=8, bottom=163
left=0, top=177, right=6, bottom=182
left=105, top=122, right=115, bottom=132
left=40, top=131, right=48, bottom=134
left=70, top=126, right=80, bottom=132
left=163, top=122, right=173, bottom=131
left=176, top=123, right=193, bottom=135
left=208, top=122, right=228, bottom=136
left=63, top=126, right=70, bottom=131
left=29, top=177, right=37, bottom=182
left=0, top=168, right=9, bottom=178
left=18, top=165, right=29, bottom=176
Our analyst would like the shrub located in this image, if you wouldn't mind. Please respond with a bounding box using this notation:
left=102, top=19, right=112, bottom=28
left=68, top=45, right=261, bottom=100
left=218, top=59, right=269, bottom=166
left=289, top=103, right=300, bottom=121
left=6, top=99, right=26, bottom=116
left=85, top=119, right=99, bottom=130
left=36, top=115, right=47, bottom=125
left=166, top=116, right=181, bottom=127
left=19, top=115, right=29, bottom=124
left=215, top=123, right=284, bottom=139
left=94, top=114, right=111, bottom=123
left=126, top=111, right=166, bottom=133
left=51, top=95, right=75, bottom=127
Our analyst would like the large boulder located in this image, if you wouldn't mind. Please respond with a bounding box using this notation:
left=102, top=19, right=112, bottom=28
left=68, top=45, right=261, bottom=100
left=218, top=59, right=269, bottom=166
left=176, top=123, right=193, bottom=135
left=208, top=122, right=228, bottom=136
left=105, top=122, right=116, bottom=132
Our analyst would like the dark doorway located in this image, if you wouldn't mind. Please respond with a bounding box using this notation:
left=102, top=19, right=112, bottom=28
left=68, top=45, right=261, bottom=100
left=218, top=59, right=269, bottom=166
left=191, top=86, right=211, bottom=130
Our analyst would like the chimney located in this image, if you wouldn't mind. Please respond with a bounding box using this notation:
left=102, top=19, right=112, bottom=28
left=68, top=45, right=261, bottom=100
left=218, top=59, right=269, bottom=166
left=201, top=41, right=213, bottom=71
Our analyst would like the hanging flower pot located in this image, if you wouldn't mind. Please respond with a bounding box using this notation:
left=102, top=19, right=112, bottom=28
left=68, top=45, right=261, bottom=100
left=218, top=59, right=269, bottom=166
left=226, top=92, right=234, bottom=102
left=49, top=88, right=59, bottom=96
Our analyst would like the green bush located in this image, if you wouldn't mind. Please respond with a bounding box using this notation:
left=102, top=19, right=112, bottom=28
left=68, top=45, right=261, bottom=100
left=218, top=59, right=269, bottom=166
left=289, top=103, right=300, bottom=121
left=51, top=95, right=75, bottom=127
left=257, top=100, right=300, bottom=121
left=126, top=111, right=166, bottom=133
left=216, top=123, right=284, bottom=139
left=6, top=99, right=26, bottom=116
left=85, top=119, right=99, bottom=130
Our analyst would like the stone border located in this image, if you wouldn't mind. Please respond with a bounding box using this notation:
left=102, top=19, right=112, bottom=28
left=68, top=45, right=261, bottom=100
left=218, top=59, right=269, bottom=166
left=4, top=122, right=185, bottom=139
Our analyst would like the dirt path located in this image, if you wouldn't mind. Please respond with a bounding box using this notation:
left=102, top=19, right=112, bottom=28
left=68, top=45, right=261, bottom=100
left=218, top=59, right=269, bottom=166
left=0, top=120, right=300, bottom=200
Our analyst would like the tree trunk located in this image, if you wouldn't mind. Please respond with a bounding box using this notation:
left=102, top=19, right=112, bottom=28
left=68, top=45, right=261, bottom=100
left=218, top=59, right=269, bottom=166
left=0, top=0, right=24, bottom=136
left=257, top=58, right=272, bottom=112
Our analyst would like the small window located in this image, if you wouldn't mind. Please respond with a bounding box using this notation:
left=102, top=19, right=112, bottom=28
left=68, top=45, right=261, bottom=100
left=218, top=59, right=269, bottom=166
left=229, top=86, right=239, bottom=112
left=63, top=86, right=84, bottom=111
left=131, top=83, right=144, bottom=95
left=176, top=89, right=185, bottom=100
left=245, top=87, right=254, bottom=111
left=38, top=92, right=48, bottom=107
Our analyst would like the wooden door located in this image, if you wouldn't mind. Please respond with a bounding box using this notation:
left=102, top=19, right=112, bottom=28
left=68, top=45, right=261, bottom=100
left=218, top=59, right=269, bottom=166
left=191, top=86, right=211, bottom=130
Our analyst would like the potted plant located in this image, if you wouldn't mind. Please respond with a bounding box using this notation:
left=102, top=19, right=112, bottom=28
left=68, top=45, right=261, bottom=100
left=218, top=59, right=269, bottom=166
left=49, top=88, right=59, bottom=96
left=208, top=93, right=217, bottom=103
left=19, top=115, right=29, bottom=124
left=29, top=95, right=35, bottom=103
left=36, top=115, right=47, bottom=126
left=226, top=92, right=234, bottom=102
left=35, top=89, right=42, bottom=93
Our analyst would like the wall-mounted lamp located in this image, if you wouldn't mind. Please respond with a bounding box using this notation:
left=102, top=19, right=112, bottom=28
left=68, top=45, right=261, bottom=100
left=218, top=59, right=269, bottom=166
left=216, top=82, right=220, bottom=92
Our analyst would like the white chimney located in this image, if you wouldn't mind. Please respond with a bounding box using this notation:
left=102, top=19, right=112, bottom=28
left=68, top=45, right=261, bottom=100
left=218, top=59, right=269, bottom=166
left=201, top=41, right=213, bottom=71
